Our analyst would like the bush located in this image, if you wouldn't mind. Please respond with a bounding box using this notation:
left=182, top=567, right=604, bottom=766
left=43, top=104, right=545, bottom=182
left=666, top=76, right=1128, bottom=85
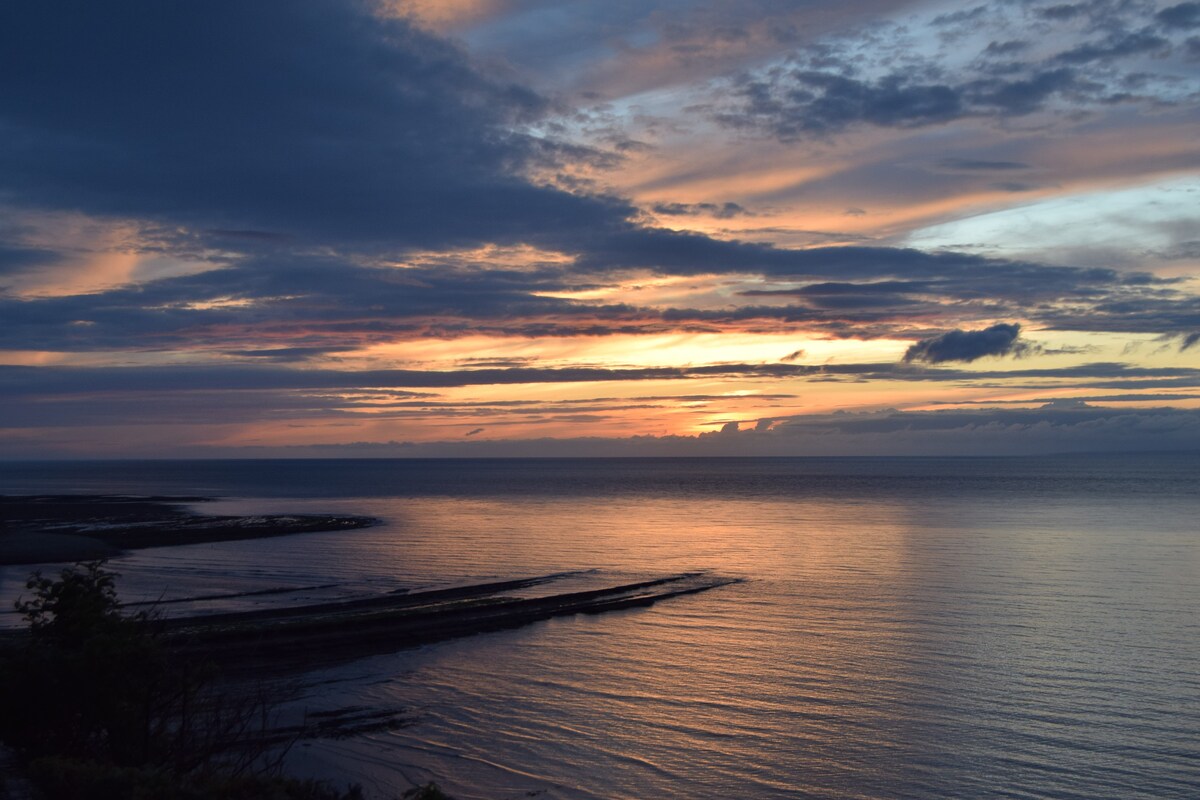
left=0, top=561, right=173, bottom=765
left=0, top=561, right=448, bottom=800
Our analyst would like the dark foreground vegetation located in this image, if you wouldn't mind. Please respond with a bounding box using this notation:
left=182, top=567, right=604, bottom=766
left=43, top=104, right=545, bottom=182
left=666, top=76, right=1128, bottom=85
left=0, top=562, right=448, bottom=800
left=0, top=562, right=739, bottom=799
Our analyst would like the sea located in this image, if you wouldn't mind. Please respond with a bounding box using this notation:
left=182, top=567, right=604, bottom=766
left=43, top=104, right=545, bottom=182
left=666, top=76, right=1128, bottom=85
left=1, top=455, right=1197, bottom=799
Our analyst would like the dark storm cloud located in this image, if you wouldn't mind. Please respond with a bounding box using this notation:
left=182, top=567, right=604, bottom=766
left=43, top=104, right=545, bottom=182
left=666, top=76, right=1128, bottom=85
left=0, top=0, right=632, bottom=251
left=903, top=323, right=1032, bottom=364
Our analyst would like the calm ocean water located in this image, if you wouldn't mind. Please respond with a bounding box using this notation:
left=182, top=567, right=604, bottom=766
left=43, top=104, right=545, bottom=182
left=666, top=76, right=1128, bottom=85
left=1, top=455, right=1198, bottom=798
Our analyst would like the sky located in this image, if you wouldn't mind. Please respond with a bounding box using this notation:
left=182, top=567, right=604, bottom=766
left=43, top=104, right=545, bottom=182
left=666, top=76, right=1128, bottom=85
left=1, top=0, right=1199, bottom=458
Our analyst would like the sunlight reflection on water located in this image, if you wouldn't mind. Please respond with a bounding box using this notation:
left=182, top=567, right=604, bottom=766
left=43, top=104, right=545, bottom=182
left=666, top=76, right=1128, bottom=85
left=1, top=456, right=1197, bottom=798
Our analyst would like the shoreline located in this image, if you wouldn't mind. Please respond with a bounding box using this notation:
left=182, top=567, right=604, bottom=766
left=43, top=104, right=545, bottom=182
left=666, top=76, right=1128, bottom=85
left=0, top=494, right=377, bottom=566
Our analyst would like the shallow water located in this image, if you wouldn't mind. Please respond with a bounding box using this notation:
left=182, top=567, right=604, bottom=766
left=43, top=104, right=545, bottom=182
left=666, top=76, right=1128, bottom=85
left=1, top=456, right=1198, bottom=798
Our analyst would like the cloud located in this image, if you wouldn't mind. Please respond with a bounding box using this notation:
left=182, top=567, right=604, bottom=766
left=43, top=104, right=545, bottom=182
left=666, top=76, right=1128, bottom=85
left=4, top=358, right=1198, bottom=458
left=1038, top=4, right=1089, bottom=22
left=0, top=241, right=1190, bottom=354
left=930, top=393, right=1200, bottom=404
left=1157, top=3, right=1200, bottom=30
left=0, top=245, right=61, bottom=276
left=42, top=406, right=1199, bottom=459
left=4, top=361, right=1194, bottom=402
left=1055, top=28, right=1170, bottom=65
left=983, top=40, right=1030, bottom=57
left=650, top=201, right=752, bottom=218
left=722, top=71, right=967, bottom=138
left=0, top=1, right=1194, bottom=461
left=903, top=323, right=1033, bottom=364
left=0, top=0, right=1194, bottom=363
left=713, top=0, right=1195, bottom=142
left=718, top=65, right=1094, bottom=140
left=934, top=158, right=1032, bottom=172
left=0, top=0, right=631, bottom=252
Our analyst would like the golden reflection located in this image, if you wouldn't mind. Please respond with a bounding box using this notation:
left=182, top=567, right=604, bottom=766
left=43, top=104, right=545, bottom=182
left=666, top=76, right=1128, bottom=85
left=367, top=488, right=922, bottom=733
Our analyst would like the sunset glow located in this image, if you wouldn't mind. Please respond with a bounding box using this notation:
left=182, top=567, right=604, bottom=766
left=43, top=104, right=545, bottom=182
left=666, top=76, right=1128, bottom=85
left=2, top=0, right=1199, bottom=457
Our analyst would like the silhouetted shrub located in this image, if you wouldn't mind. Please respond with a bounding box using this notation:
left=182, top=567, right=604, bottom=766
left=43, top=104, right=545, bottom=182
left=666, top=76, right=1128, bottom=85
left=0, top=561, right=172, bottom=765
left=0, top=561, right=445, bottom=800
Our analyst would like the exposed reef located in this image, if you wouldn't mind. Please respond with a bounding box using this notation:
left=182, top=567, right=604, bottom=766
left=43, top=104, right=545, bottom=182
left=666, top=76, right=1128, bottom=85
left=0, top=570, right=741, bottom=676
left=166, top=570, right=742, bottom=674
